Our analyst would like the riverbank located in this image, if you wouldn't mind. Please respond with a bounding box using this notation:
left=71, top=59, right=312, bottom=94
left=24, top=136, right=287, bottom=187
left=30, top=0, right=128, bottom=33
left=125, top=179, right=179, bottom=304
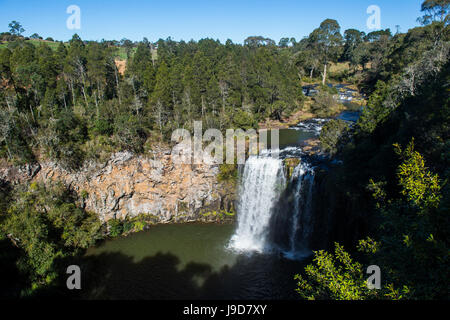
left=259, top=80, right=366, bottom=131
left=258, top=99, right=350, bottom=130
left=258, top=98, right=324, bottom=130
left=258, top=106, right=317, bottom=130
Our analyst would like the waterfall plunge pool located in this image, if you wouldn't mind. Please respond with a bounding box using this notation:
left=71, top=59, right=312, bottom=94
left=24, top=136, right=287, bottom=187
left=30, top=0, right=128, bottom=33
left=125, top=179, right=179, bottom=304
left=82, top=119, right=334, bottom=300
left=83, top=223, right=308, bottom=299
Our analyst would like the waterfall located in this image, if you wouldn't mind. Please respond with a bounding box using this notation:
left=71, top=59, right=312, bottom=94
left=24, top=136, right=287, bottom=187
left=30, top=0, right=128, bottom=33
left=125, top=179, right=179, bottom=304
left=228, top=152, right=316, bottom=258
left=285, top=162, right=315, bottom=259
left=229, top=156, right=286, bottom=253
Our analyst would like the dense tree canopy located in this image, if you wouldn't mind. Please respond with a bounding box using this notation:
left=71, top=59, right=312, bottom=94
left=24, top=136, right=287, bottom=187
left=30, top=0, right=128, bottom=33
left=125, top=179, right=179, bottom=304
left=307, top=8, right=449, bottom=299
left=0, top=31, right=310, bottom=168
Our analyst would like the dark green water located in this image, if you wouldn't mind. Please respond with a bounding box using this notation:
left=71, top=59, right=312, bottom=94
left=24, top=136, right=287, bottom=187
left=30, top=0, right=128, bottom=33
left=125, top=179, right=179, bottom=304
left=276, top=129, right=317, bottom=149
left=267, top=129, right=317, bottom=149
left=83, top=223, right=306, bottom=300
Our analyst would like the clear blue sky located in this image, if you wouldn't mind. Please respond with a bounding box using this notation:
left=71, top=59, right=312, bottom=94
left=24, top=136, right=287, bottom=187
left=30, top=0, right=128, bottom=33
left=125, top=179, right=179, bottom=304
left=0, top=0, right=424, bottom=43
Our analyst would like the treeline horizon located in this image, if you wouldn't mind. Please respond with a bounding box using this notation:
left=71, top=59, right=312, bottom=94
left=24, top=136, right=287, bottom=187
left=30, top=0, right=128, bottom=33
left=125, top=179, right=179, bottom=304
left=1, top=15, right=418, bottom=170
left=0, top=24, right=397, bottom=46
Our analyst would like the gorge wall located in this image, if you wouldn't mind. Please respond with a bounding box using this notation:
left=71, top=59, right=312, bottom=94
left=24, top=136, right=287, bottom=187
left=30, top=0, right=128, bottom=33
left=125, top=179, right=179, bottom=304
left=0, top=149, right=236, bottom=223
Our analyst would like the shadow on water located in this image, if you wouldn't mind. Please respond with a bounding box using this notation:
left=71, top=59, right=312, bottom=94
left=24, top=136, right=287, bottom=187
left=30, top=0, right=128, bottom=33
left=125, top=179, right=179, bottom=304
left=78, top=250, right=307, bottom=300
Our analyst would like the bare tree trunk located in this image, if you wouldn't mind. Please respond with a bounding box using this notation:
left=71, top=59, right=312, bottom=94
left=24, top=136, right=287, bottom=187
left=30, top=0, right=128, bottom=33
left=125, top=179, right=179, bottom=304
left=94, top=91, right=99, bottom=118
left=69, top=79, right=76, bottom=105
left=76, top=59, right=89, bottom=109
left=410, top=72, right=416, bottom=96
left=201, top=95, right=206, bottom=119
left=151, top=48, right=156, bottom=66
left=322, top=63, right=328, bottom=85
left=81, top=83, right=88, bottom=109
left=114, top=62, right=122, bottom=106
left=23, top=113, right=37, bottom=139
left=130, top=77, right=141, bottom=116
left=97, top=79, right=103, bottom=104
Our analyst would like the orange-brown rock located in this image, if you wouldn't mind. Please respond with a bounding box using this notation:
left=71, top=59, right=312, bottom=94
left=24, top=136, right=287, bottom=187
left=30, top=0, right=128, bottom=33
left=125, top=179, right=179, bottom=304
left=0, top=150, right=236, bottom=223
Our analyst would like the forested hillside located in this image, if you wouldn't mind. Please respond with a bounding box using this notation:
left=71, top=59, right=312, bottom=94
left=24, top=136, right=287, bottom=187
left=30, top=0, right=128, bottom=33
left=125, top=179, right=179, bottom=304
left=0, top=0, right=449, bottom=300
left=0, top=32, right=306, bottom=169
left=1, top=17, right=422, bottom=170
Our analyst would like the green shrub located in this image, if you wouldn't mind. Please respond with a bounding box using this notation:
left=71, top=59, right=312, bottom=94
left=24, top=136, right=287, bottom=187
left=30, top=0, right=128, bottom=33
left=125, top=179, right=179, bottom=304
left=319, top=119, right=349, bottom=155
left=122, top=220, right=134, bottom=234
left=92, top=118, right=114, bottom=136
left=311, top=91, right=340, bottom=117
left=233, top=110, right=258, bottom=130
left=133, top=221, right=146, bottom=232
left=108, top=219, right=123, bottom=238
left=218, top=164, right=238, bottom=183
left=295, top=243, right=409, bottom=300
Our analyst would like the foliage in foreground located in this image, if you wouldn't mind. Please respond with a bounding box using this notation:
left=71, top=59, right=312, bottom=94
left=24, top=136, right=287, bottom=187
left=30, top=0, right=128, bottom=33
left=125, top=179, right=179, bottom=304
left=0, top=182, right=103, bottom=297
left=298, top=3, right=449, bottom=299
left=297, top=138, right=448, bottom=300
left=365, top=140, right=448, bottom=299
left=295, top=242, right=410, bottom=300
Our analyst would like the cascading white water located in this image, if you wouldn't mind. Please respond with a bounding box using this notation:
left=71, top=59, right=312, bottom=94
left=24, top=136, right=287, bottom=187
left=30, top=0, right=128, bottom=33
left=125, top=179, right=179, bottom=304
left=285, top=162, right=315, bottom=259
left=229, top=156, right=286, bottom=253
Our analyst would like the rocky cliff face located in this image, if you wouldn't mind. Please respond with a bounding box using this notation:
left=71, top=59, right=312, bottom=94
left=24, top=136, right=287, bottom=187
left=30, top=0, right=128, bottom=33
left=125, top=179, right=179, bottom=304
left=0, top=150, right=236, bottom=223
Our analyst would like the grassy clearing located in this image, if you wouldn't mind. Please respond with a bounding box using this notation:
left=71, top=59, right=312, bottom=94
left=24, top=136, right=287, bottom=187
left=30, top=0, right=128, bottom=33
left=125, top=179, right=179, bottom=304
left=0, top=39, right=62, bottom=50
left=329, top=62, right=350, bottom=73
left=28, top=39, right=61, bottom=50
left=114, top=47, right=138, bottom=60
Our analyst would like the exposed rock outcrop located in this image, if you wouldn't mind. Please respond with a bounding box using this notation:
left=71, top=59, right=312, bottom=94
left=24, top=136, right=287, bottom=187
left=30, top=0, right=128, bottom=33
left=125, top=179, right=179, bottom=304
left=0, top=150, right=236, bottom=223
left=0, top=162, right=42, bottom=184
